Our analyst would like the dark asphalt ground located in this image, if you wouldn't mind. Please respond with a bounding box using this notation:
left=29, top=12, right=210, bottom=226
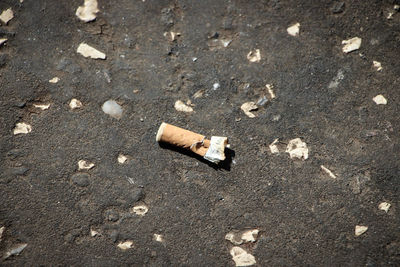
left=1, top=0, right=399, bottom=266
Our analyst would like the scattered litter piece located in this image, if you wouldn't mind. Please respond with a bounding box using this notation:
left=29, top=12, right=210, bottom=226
left=372, top=61, right=382, bottom=71
left=230, top=247, right=256, bottom=267
left=102, top=100, right=123, bottom=119
left=387, top=11, right=394, bottom=20
left=395, top=4, right=400, bottom=11
left=287, top=22, right=300, bottom=36
left=49, top=77, right=60, bottom=83
left=78, top=160, right=95, bottom=170
left=225, top=229, right=259, bottom=245
left=0, top=226, right=4, bottom=241
left=4, top=243, right=27, bottom=259
left=90, top=228, right=100, bottom=237
left=117, top=154, right=128, bottom=164
left=13, top=122, right=32, bottom=135
left=342, top=37, right=362, bottom=53
left=378, top=202, right=391, bottom=213
left=328, top=70, right=344, bottom=89
left=247, top=49, right=261, bottom=62
left=192, top=89, right=204, bottom=99
left=33, top=103, right=50, bottom=110
left=174, top=100, right=193, bottom=113
left=153, top=234, right=164, bottom=242
left=0, top=8, right=14, bottom=25
left=0, top=38, right=7, bottom=46
left=164, top=31, right=181, bottom=41
left=77, top=43, right=106, bottom=59
left=213, top=83, right=220, bottom=90
left=76, top=0, right=99, bottom=22
left=221, top=39, right=232, bottom=47
left=241, top=102, right=258, bottom=118
left=355, top=225, right=368, bottom=236
left=132, top=204, right=148, bottom=216
left=266, top=84, right=276, bottom=99
left=117, top=240, right=133, bottom=250
left=269, top=139, right=280, bottom=154
left=286, top=138, right=308, bottom=160
left=69, top=99, right=83, bottom=109
left=372, top=95, right=387, bottom=105
left=321, top=165, right=337, bottom=179
left=257, top=96, right=268, bottom=106
left=156, top=122, right=229, bottom=164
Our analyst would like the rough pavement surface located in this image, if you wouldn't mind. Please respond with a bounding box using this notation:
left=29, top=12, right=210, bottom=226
left=1, top=0, right=399, bottom=266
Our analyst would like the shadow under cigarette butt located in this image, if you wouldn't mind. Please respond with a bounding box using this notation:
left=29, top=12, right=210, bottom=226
left=158, top=142, right=234, bottom=171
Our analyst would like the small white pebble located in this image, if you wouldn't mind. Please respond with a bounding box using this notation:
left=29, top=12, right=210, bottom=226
left=355, top=225, right=368, bottom=236
left=33, top=103, right=50, bottom=110
left=286, top=138, right=309, bottom=160
left=342, top=37, right=362, bottom=53
left=247, top=49, right=261, bottom=62
left=117, top=240, right=133, bottom=250
left=287, top=22, right=300, bottom=36
left=78, top=160, right=95, bottom=170
left=117, top=154, right=128, bottom=164
left=69, top=99, right=83, bottom=109
left=372, top=61, right=382, bottom=71
left=76, top=0, right=99, bottom=22
left=230, top=246, right=256, bottom=266
left=49, top=77, right=60, bottom=83
left=77, top=43, right=106, bottom=59
left=153, top=234, right=164, bottom=242
left=174, top=100, right=193, bottom=113
left=13, top=122, right=32, bottom=135
left=0, top=8, right=14, bottom=25
left=378, top=202, right=391, bottom=213
left=213, top=83, right=220, bottom=90
left=102, top=100, right=123, bottom=119
left=132, top=204, right=148, bottom=216
left=372, top=95, right=387, bottom=105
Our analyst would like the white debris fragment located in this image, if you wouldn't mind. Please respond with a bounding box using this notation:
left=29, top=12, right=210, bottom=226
left=321, top=165, right=337, bottom=179
left=241, top=102, right=258, bottom=118
left=102, top=100, right=123, bottom=119
left=13, top=122, right=32, bottom=135
left=76, top=0, right=99, bottom=22
left=287, top=23, right=300, bottom=36
left=78, top=160, right=95, bottom=170
left=49, top=77, right=60, bottom=83
left=373, top=61, right=382, bottom=71
left=33, top=103, right=50, bottom=110
left=90, top=228, right=100, bottom=237
left=153, top=234, right=164, bottom=242
left=226, top=229, right=259, bottom=245
left=342, top=37, right=362, bottom=53
left=372, top=95, right=387, bottom=105
left=355, top=225, right=368, bottom=236
left=221, top=39, right=232, bottom=47
left=192, top=89, right=204, bottom=99
left=117, top=240, right=134, bottom=250
left=378, top=202, right=391, bottom=213
left=269, top=138, right=280, bottom=154
left=69, top=99, right=83, bottom=109
left=164, top=31, right=181, bottom=41
left=266, top=84, right=276, bottom=99
left=387, top=12, right=394, bottom=20
left=241, top=229, right=259, bottom=243
left=0, top=38, right=7, bottom=46
left=286, top=138, right=309, bottom=160
left=395, top=4, right=400, bottom=11
left=0, top=8, right=14, bottom=25
left=328, top=70, right=344, bottom=89
left=117, top=154, right=128, bottom=164
left=132, top=204, right=148, bottom=216
left=4, top=243, right=27, bottom=259
left=213, top=83, right=220, bottom=90
left=230, top=247, right=256, bottom=267
left=0, top=226, right=4, bottom=241
left=247, top=49, right=261, bottom=62
left=174, top=100, right=193, bottom=113
left=77, top=43, right=106, bottom=59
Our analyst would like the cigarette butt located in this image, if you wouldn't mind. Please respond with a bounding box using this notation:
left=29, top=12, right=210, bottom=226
left=156, top=122, right=228, bottom=163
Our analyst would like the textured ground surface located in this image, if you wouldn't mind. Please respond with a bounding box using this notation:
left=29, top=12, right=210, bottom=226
left=1, top=0, right=399, bottom=266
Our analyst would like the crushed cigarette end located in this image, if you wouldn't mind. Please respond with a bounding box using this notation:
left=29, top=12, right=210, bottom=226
left=241, top=102, right=258, bottom=118
left=13, top=122, right=32, bottom=135
left=132, top=204, right=148, bottom=216
left=102, top=100, right=123, bottom=119
left=117, top=154, right=128, bottom=164
left=372, top=61, right=382, bottom=71
left=4, top=243, right=27, bottom=259
left=247, top=49, right=261, bottom=62
left=69, top=99, right=83, bottom=109
left=373, top=94, right=387, bottom=105
left=230, top=246, right=256, bottom=266
left=287, top=23, right=300, bottom=36
left=33, top=103, right=50, bottom=110
left=266, top=84, right=276, bottom=99
left=269, top=139, right=280, bottom=154
left=225, top=229, right=259, bottom=245
left=117, top=240, right=133, bottom=250
left=321, top=165, right=337, bottom=179
left=342, top=37, right=362, bottom=53
left=77, top=43, right=106, bottom=59
left=0, top=8, right=14, bottom=25
left=286, top=138, right=309, bottom=160
left=0, top=38, right=7, bottom=47
left=76, top=0, right=99, bottom=22
left=153, top=234, right=164, bottom=242
left=378, top=202, right=391, bottom=213
left=355, top=225, right=368, bottom=236
left=78, top=160, right=95, bottom=170
left=174, top=100, right=193, bottom=113
left=49, top=77, right=60, bottom=83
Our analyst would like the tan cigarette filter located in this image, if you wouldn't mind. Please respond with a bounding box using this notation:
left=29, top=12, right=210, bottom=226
left=156, top=122, right=228, bottom=163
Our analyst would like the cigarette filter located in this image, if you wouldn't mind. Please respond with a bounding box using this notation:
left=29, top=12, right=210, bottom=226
left=156, top=122, right=228, bottom=163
